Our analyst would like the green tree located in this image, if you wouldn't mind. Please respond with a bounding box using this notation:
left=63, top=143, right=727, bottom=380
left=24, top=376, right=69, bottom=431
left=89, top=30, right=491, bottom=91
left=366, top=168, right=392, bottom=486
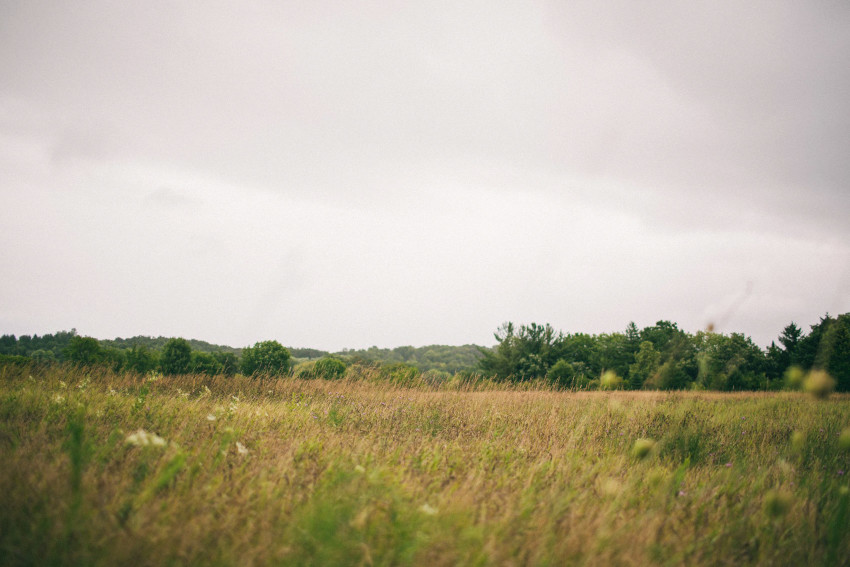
left=628, top=341, right=660, bottom=390
left=479, top=322, right=563, bottom=380
left=0, top=334, right=16, bottom=355
left=102, top=347, right=126, bottom=373
left=126, top=344, right=157, bottom=374
left=213, top=351, right=238, bottom=377
left=63, top=336, right=102, bottom=366
left=393, top=346, right=416, bottom=362
left=240, top=340, right=291, bottom=376
left=798, top=313, right=850, bottom=392
left=161, top=338, right=192, bottom=375
left=694, top=331, right=766, bottom=390
left=190, top=351, right=223, bottom=375
left=547, top=359, right=589, bottom=389
left=778, top=322, right=803, bottom=365
left=591, top=332, right=634, bottom=381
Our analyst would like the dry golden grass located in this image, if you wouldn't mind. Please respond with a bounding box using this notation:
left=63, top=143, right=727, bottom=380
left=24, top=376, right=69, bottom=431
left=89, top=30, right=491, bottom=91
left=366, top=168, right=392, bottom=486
left=1, top=363, right=848, bottom=566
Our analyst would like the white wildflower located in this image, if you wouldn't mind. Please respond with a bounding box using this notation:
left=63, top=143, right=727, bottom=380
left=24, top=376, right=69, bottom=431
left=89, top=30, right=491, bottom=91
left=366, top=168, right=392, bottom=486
left=125, top=429, right=167, bottom=447
left=52, top=394, right=65, bottom=404
left=236, top=441, right=249, bottom=455
left=206, top=413, right=217, bottom=421
left=419, top=503, right=438, bottom=516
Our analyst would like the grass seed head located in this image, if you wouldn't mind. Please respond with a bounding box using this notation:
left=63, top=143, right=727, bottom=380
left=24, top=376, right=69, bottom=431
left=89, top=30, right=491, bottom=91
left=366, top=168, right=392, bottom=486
left=600, top=371, right=624, bottom=390
left=803, top=370, right=836, bottom=399
left=839, top=428, right=850, bottom=451
left=784, top=366, right=805, bottom=390
left=790, top=431, right=806, bottom=453
left=632, top=438, right=656, bottom=460
left=763, top=490, right=793, bottom=518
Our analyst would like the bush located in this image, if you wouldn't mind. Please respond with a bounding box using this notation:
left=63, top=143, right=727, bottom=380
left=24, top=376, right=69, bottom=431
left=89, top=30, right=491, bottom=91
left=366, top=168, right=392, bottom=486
left=0, top=354, right=31, bottom=366
left=30, top=349, right=56, bottom=363
left=547, top=359, right=590, bottom=389
left=547, top=359, right=574, bottom=388
left=292, top=361, right=317, bottom=379
left=314, top=357, right=346, bottom=380
left=241, top=340, right=291, bottom=377
left=190, top=351, right=223, bottom=376
left=379, top=362, right=420, bottom=386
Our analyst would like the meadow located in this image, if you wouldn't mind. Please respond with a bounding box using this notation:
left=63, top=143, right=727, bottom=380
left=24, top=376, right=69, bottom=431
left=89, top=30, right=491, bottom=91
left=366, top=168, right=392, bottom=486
left=1, top=363, right=848, bottom=566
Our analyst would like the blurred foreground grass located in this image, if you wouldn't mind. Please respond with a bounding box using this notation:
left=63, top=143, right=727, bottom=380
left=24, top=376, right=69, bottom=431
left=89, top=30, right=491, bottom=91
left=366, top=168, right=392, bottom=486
left=1, top=364, right=849, bottom=566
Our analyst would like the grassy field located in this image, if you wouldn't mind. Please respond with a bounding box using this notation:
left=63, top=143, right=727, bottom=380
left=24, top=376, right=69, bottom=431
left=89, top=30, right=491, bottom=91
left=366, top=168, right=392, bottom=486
left=1, top=364, right=849, bottom=566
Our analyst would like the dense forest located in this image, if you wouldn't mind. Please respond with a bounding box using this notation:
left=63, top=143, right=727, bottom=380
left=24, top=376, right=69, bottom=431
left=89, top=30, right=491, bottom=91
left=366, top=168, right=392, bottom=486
left=1, top=312, right=848, bottom=391
left=478, top=314, right=850, bottom=392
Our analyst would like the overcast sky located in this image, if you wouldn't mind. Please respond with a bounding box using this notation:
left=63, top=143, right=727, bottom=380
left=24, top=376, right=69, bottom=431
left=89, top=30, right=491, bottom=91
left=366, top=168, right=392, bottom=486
left=2, top=1, right=849, bottom=351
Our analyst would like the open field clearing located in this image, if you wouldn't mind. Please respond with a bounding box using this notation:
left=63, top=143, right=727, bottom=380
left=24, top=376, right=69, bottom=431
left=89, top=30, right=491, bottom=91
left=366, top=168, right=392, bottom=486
left=1, top=364, right=849, bottom=566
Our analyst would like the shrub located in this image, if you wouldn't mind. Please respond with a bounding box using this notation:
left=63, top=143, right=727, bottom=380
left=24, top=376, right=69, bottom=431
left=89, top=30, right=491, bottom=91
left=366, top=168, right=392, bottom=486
left=241, top=340, right=291, bottom=377
left=293, top=361, right=317, bottom=379
left=190, top=351, right=222, bottom=376
left=314, top=357, right=346, bottom=380
left=379, top=362, right=419, bottom=386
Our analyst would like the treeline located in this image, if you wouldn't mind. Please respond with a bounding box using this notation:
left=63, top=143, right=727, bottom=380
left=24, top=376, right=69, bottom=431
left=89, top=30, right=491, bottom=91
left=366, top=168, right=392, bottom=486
left=1, top=313, right=847, bottom=391
left=479, top=313, right=850, bottom=391
left=0, top=331, right=239, bottom=363
left=0, top=333, right=457, bottom=383
left=0, top=331, right=482, bottom=378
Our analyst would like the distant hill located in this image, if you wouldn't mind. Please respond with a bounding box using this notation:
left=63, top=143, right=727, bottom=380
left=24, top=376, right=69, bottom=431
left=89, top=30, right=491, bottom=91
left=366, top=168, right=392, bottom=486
left=289, top=347, right=330, bottom=360
left=100, top=336, right=241, bottom=355
left=333, top=344, right=486, bottom=373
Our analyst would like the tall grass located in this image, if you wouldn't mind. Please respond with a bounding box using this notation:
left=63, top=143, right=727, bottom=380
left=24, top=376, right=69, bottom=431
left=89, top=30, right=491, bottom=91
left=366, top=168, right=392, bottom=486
left=1, top=363, right=848, bottom=566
